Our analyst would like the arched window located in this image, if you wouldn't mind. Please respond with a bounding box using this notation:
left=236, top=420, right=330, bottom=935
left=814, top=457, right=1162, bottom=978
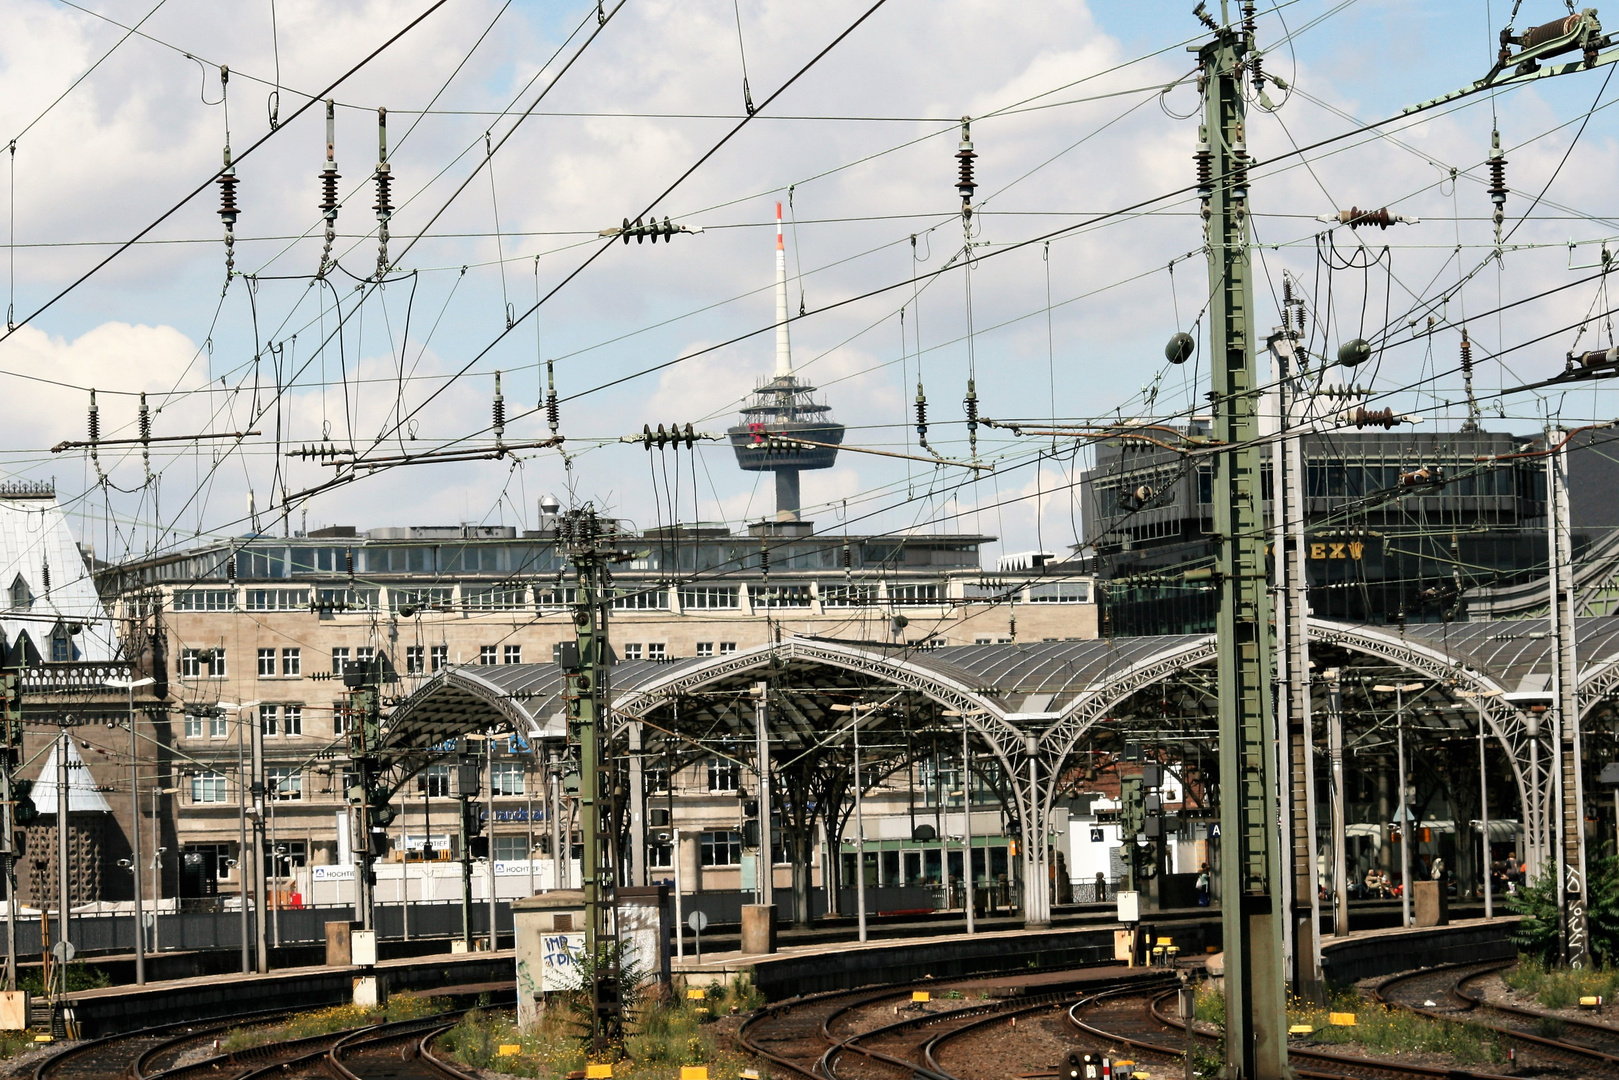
left=9, top=576, right=30, bottom=612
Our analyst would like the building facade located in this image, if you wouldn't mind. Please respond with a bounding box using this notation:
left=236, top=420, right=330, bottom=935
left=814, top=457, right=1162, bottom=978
left=87, top=521, right=1096, bottom=909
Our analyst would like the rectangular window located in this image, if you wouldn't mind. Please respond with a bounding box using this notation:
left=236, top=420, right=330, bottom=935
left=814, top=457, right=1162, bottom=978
left=244, top=588, right=309, bottom=611
left=696, top=642, right=714, bottom=658
left=184, top=714, right=203, bottom=739
left=261, top=704, right=279, bottom=737
left=209, top=712, right=228, bottom=739
left=210, top=649, right=226, bottom=678
left=648, top=840, right=673, bottom=869
left=185, top=842, right=232, bottom=881
left=355, top=646, right=375, bottom=670
left=503, top=645, right=522, bottom=665
left=463, top=586, right=529, bottom=611
left=749, top=584, right=812, bottom=608
left=431, top=644, right=448, bottom=671
left=270, top=840, right=307, bottom=877
left=283, top=705, right=303, bottom=736
left=180, top=649, right=200, bottom=679
left=534, top=586, right=578, bottom=610
left=821, top=584, right=877, bottom=607
left=282, top=648, right=300, bottom=676
left=491, top=761, right=524, bottom=796
left=700, top=831, right=743, bottom=867
left=406, top=646, right=424, bottom=674
left=235, top=549, right=287, bottom=580
left=493, top=835, right=528, bottom=862
left=707, top=757, right=739, bottom=793
left=258, top=648, right=277, bottom=678
left=172, top=589, right=236, bottom=612
left=623, top=643, right=642, bottom=661
left=679, top=585, right=739, bottom=609
left=419, top=765, right=451, bottom=798
left=331, top=647, right=350, bottom=674
left=646, top=767, right=670, bottom=795
left=612, top=587, right=670, bottom=611
left=646, top=643, right=666, bottom=661
left=191, top=772, right=228, bottom=803
left=887, top=583, right=941, bottom=605
left=1026, top=581, right=1092, bottom=604
left=479, top=646, right=497, bottom=666
left=719, top=642, right=737, bottom=655
left=333, top=702, right=353, bottom=736
left=266, top=767, right=302, bottom=801
left=388, top=587, right=453, bottom=613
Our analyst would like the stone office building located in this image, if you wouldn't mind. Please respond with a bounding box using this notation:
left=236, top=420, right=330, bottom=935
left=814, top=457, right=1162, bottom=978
left=95, top=519, right=1097, bottom=906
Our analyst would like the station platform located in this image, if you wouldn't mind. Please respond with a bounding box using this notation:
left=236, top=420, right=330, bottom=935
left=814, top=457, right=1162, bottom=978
left=60, top=947, right=517, bottom=1038
left=674, top=923, right=1128, bottom=1000
left=1320, top=915, right=1521, bottom=985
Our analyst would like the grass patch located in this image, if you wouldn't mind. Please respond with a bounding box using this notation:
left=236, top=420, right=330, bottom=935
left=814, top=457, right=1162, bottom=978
left=439, top=976, right=764, bottom=1080
left=1503, top=954, right=1619, bottom=1009
left=221, top=995, right=453, bottom=1052
left=1196, top=988, right=1506, bottom=1066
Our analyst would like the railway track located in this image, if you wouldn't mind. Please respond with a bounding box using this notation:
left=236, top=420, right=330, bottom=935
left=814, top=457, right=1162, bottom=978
left=738, top=967, right=1172, bottom=1080
left=1376, top=959, right=1619, bottom=1077
left=34, top=1008, right=304, bottom=1080
left=29, top=1006, right=490, bottom=1080
left=1064, top=981, right=1551, bottom=1080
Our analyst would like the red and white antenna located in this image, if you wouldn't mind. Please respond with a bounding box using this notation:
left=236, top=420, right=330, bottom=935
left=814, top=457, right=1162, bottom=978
left=774, top=201, right=792, bottom=379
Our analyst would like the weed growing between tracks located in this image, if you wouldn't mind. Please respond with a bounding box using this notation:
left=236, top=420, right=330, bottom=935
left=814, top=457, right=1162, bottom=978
left=220, top=995, right=453, bottom=1052
left=1195, top=988, right=1507, bottom=1065
left=440, top=976, right=764, bottom=1080
left=1505, top=953, right=1619, bottom=1008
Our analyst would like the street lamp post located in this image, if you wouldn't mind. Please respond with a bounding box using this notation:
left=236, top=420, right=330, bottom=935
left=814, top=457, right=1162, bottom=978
left=1374, top=683, right=1422, bottom=927
left=105, top=676, right=154, bottom=985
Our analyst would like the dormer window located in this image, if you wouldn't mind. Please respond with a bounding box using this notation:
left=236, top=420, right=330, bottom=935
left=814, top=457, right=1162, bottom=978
left=9, top=576, right=30, bottom=612
left=50, top=630, right=71, bottom=663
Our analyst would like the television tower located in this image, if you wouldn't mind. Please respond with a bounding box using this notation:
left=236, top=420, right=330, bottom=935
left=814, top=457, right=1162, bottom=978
left=728, top=203, right=844, bottom=523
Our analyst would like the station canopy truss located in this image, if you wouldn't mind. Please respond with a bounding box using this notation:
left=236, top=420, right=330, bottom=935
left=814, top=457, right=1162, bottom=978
left=374, top=617, right=1619, bottom=919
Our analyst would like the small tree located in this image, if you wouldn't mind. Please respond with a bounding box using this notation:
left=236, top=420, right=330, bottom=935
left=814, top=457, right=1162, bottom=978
left=1508, top=856, right=1619, bottom=967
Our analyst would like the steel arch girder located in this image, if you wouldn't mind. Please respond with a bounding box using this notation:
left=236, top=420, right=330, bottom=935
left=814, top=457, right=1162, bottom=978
left=609, top=638, right=1035, bottom=791
left=1029, top=622, right=1532, bottom=830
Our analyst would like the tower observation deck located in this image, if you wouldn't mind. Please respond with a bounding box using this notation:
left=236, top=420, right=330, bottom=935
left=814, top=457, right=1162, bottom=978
left=728, top=203, right=843, bottom=522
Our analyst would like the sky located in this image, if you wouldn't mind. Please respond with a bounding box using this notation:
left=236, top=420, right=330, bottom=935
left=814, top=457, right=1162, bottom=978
left=2, top=0, right=1618, bottom=567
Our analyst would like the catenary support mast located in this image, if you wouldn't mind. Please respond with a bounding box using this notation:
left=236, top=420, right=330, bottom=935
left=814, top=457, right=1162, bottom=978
left=1199, top=12, right=1288, bottom=1077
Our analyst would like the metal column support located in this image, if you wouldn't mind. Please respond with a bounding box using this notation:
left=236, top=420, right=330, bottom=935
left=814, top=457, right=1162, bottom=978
left=55, top=728, right=70, bottom=971
left=486, top=735, right=498, bottom=952
left=1548, top=429, right=1589, bottom=965
left=1200, top=19, right=1288, bottom=1077
left=628, top=720, right=646, bottom=888
left=251, top=705, right=267, bottom=973
left=755, top=682, right=773, bottom=909
left=1326, top=672, right=1348, bottom=937
left=1020, top=736, right=1051, bottom=928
